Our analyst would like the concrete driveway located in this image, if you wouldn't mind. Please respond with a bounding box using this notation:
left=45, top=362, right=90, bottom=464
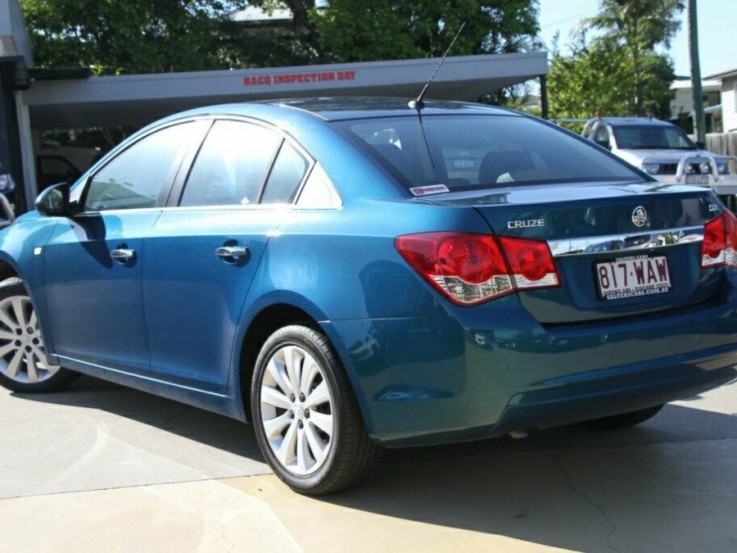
left=1, top=375, right=736, bottom=552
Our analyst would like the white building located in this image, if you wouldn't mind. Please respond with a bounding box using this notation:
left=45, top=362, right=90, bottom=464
left=670, top=77, right=722, bottom=131
left=706, top=65, right=737, bottom=133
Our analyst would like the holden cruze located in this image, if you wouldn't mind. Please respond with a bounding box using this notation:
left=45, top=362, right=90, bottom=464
left=1, top=98, right=737, bottom=495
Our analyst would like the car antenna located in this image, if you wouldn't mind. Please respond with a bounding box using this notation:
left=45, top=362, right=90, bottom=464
left=409, top=22, right=466, bottom=111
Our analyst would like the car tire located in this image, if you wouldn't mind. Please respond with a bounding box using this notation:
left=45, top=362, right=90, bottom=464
left=0, top=277, right=79, bottom=393
left=251, top=325, right=380, bottom=495
left=582, top=404, right=664, bottom=430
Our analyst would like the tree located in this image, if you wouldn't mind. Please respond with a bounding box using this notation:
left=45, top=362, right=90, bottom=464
left=20, top=0, right=249, bottom=75
left=22, top=0, right=541, bottom=102
left=310, top=0, right=540, bottom=63
left=582, top=0, right=685, bottom=116
left=548, top=30, right=676, bottom=123
left=306, top=0, right=540, bottom=104
left=548, top=33, right=632, bottom=122
left=217, top=0, right=321, bottom=68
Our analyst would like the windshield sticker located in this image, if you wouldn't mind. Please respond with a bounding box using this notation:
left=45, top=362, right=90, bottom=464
left=410, top=184, right=450, bottom=197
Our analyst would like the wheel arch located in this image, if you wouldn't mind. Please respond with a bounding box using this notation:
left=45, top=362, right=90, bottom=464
left=236, top=299, right=370, bottom=432
left=0, top=259, right=20, bottom=282
left=238, top=303, right=320, bottom=423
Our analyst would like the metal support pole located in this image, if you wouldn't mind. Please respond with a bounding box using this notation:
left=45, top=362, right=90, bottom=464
left=689, top=0, right=706, bottom=144
left=540, top=74, right=549, bottom=120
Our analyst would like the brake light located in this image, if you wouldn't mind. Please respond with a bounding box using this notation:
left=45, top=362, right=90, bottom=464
left=701, top=211, right=737, bottom=268
left=498, top=236, right=561, bottom=288
left=395, top=232, right=560, bottom=305
left=728, top=213, right=737, bottom=267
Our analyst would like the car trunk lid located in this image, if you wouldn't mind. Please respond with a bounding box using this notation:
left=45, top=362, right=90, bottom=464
left=427, top=182, right=726, bottom=324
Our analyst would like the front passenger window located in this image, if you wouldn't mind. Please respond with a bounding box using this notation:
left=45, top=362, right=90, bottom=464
left=85, top=122, right=195, bottom=211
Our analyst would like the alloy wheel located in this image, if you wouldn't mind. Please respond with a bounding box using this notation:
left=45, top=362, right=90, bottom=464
left=0, top=295, right=60, bottom=385
left=259, top=344, right=335, bottom=476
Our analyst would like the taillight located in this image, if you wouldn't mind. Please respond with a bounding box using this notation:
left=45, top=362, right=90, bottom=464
left=395, top=232, right=560, bottom=305
left=498, top=236, right=560, bottom=289
left=701, top=211, right=737, bottom=268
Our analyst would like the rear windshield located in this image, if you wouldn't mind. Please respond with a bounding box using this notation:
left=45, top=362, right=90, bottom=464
left=333, top=114, right=643, bottom=192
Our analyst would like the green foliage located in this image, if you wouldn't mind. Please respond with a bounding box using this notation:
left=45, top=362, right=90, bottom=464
left=548, top=31, right=676, bottom=121
left=583, top=0, right=685, bottom=50
left=549, top=0, right=683, bottom=121
left=582, top=0, right=684, bottom=115
left=311, top=0, right=540, bottom=62
left=21, top=0, right=541, bottom=105
left=549, top=36, right=630, bottom=120
left=20, top=0, right=249, bottom=75
left=218, top=0, right=319, bottom=68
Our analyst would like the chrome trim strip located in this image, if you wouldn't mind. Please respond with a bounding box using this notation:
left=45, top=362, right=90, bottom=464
left=548, top=225, right=704, bottom=257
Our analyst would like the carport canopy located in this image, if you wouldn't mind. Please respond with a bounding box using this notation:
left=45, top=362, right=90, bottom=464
left=22, top=52, right=549, bottom=129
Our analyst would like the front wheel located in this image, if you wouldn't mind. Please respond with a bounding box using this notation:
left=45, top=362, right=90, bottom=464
left=0, top=278, right=79, bottom=393
left=251, top=325, right=379, bottom=495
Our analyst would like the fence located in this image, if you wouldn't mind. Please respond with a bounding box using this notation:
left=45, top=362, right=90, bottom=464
left=706, top=133, right=737, bottom=156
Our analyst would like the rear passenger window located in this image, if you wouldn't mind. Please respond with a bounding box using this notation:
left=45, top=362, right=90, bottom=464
left=180, top=120, right=280, bottom=207
left=296, top=164, right=341, bottom=208
left=261, top=142, right=309, bottom=204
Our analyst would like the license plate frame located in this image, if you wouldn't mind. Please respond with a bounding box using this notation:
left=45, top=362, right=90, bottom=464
left=685, top=174, right=709, bottom=185
left=595, top=255, right=672, bottom=301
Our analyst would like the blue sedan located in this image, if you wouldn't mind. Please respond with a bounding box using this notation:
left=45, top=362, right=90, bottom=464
left=1, top=98, right=737, bottom=494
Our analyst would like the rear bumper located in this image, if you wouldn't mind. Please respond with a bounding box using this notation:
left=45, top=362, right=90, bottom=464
left=327, top=295, right=737, bottom=447
left=492, top=346, right=737, bottom=436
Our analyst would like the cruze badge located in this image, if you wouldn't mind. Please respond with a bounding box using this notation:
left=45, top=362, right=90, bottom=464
left=631, top=206, right=648, bottom=228
left=507, top=219, right=545, bottom=230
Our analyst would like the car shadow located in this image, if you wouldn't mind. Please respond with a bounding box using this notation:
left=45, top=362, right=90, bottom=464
left=15, top=374, right=737, bottom=468
left=12, top=375, right=264, bottom=461
left=327, top=402, right=737, bottom=552
left=13, top=376, right=737, bottom=551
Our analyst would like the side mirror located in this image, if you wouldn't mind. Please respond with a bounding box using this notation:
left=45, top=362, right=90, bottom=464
left=595, top=139, right=611, bottom=150
left=36, top=182, right=74, bottom=217
left=695, top=141, right=705, bottom=149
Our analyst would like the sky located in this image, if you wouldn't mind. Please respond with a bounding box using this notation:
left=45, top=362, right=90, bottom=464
left=538, top=0, right=735, bottom=78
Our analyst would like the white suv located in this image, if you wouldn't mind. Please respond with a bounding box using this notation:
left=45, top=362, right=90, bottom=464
left=582, top=117, right=737, bottom=198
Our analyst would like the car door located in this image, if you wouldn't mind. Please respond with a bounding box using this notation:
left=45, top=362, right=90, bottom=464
left=42, top=121, right=204, bottom=371
left=141, top=119, right=312, bottom=393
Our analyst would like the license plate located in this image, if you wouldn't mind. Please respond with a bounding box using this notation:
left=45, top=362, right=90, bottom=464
left=685, top=174, right=709, bottom=185
left=596, top=255, right=671, bottom=301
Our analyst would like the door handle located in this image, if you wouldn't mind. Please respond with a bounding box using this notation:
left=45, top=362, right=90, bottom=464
left=215, top=245, right=249, bottom=261
left=110, top=248, right=136, bottom=263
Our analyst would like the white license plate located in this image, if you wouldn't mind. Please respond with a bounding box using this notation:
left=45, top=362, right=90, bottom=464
left=685, top=174, right=709, bottom=185
left=596, top=255, right=671, bottom=301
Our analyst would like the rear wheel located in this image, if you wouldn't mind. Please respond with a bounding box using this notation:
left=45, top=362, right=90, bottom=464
left=0, top=278, right=78, bottom=393
left=251, top=325, right=379, bottom=495
left=582, top=404, right=664, bottom=430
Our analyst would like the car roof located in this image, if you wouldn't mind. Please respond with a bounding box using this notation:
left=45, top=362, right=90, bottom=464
left=173, top=97, right=514, bottom=123
left=594, top=117, right=675, bottom=128
left=263, top=97, right=514, bottom=121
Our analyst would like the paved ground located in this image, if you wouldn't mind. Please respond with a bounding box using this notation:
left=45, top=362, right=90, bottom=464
left=1, top=375, right=736, bottom=552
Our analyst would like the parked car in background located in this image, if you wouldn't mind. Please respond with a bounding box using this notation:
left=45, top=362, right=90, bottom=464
left=0, top=162, right=15, bottom=229
left=2, top=98, right=737, bottom=495
left=36, top=145, right=104, bottom=192
left=581, top=117, right=737, bottom=202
